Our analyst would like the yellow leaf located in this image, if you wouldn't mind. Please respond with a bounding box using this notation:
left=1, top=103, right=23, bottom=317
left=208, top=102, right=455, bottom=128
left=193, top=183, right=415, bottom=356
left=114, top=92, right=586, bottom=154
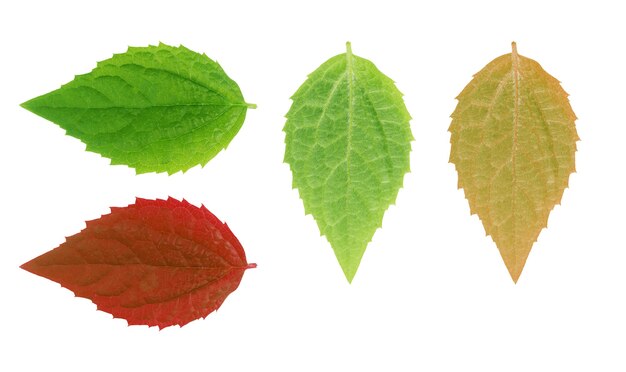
left=449, top=42, right=579, bottom=282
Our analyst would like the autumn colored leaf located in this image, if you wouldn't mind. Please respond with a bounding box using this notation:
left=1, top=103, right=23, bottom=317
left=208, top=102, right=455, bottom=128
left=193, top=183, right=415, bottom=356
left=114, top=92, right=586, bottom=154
left=284, top=42, right=413, bottom=282
left=449, top=42, right=578, bottom=282
left=21, top=198, right=256, bottom=329
left=21, top=43, right=255, bottom=175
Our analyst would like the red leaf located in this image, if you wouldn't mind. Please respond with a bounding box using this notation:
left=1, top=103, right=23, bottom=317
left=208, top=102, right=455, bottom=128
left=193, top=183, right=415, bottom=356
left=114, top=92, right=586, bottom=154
left=21, top=197, right=256, bottom=329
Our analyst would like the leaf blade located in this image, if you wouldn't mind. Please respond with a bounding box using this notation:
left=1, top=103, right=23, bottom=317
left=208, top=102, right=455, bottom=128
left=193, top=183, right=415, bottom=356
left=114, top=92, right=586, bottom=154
left=284, top=43, right=413, bottom=282
left=450, top=42, right=578, bottom=282
left=20, top=197, right=255, bottom=329
left=21, top=43, right=253, bottom=174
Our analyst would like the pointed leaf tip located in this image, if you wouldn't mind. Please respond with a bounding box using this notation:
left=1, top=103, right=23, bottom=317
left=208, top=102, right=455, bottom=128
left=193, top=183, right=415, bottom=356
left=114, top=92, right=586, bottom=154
left=342, top=265, right=357, bottom=284
left=510, top=272, right=521, bottom=284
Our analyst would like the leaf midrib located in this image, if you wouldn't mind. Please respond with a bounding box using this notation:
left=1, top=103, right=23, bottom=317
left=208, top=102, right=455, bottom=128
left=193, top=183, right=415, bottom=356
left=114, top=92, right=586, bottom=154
left=511, top=44, right=520, bottom=268
left=37, top=261, right=248, bottom=270
left=29, top=103, right=250, bottom=110
left=346, top=45, right=355, bottom=215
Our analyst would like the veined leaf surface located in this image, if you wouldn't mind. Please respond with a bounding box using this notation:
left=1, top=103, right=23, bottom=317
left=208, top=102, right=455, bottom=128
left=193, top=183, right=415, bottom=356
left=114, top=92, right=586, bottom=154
left=284, top=42, right=413, bottom=282
left=21, top=43, right=255, bottom=174
left=21, top=198, right=256, bottom=329
left=449, top=42, right=578, bottom=282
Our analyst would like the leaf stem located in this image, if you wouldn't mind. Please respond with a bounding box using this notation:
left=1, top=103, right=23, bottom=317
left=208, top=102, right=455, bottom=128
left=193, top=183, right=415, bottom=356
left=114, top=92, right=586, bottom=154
left=246, top=263, right=257, bottom=269
left=346, top=41, right=352, bottom=56
left=511, top=41, right=518, bottom=56
left=246, top=103, right=257, bottom=109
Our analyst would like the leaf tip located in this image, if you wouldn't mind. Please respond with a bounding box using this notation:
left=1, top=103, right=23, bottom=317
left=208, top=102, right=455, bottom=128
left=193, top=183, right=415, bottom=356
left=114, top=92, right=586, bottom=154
left=338, top=256, right=362, bottom=284
left=19, top=261, right=31, bottom=272
left=510, top=271, right=521, bottom=284
left=20, top=99, right=35, bottom=113
left=343, top=271, right=356, bottom=284
left=501, top=250, right=528, bottom=283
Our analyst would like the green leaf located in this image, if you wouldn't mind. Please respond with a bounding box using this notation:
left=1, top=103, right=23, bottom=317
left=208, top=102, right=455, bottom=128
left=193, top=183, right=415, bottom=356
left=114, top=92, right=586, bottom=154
left=21, top=43, right=255, bottom=174
left=449, top=42, right=579, bottom=282
left=284, top=42, right=413, bottom=282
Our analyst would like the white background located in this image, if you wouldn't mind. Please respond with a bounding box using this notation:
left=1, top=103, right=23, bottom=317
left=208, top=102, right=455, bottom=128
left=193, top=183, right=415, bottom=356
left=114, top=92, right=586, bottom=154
left=1, top=0, right=624, bottom=370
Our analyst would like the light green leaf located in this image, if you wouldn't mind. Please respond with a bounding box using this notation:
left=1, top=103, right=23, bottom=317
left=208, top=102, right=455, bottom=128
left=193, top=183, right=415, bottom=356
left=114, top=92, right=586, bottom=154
left=21, top=43, right=255, bottom=174
left=284, top=42, right=413, bottom=282
left=449, top=42, right=579, bottom=282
